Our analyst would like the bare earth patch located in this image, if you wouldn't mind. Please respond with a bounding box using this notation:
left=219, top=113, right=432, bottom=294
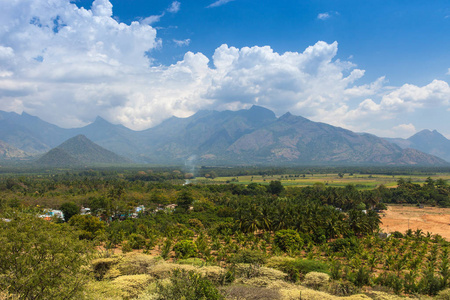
left=380, top=205, right=450, bottom=239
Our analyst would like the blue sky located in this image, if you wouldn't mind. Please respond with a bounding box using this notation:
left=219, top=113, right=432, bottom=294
left=0, top=0, right=449, bottom=138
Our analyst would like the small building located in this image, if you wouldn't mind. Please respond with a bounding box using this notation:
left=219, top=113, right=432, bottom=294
left=39, top=209, right=64, bottom=221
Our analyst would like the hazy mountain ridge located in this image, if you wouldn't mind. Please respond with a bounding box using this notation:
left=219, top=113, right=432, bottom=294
left=0, top=107, right=448, bottom=166
left=385, top=129, right=450, bottom=162
left=0, top=140, right=32, bottom=160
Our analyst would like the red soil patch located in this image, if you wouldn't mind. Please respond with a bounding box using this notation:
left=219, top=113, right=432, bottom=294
left=380, top=205, right=450, bottom=240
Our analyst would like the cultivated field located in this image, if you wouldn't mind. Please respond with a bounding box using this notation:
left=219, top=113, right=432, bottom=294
left=211, top=173, right=450, bottom=189
left=380, top=205, right=450, bottom=239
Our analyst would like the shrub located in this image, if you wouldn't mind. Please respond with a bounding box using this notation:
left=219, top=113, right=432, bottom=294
left=155, top=269, right=224, bottom=300
left=230, top=249, right=267, bottom=265
left=436, top=288, right=450, bottom=300
left=68, top=214, right=105, bottom=240
left=274, top=229, right=303, bottom=252
left=92, top=257, right=120, bottom=280
left=304, top=272, right=330, bottom=290
left=173, top=240, right=198, bottom=259
left=327, top=280, right=358, bottom=296
left=221, top=284, right=281, bottom=300
left=112, top=274, right=152, bottom=299
left=329, top=238, right=359, bottom=254
left=276, top=259, right=329, bottom=282
left=391, top=231, right=403, bottom=238
left=148, top=263, right=197, bottom=279
left=128, top=233, right=146, bottom=249
left=117, top=253, right=157, bottom=275
left=188, top=218, right=204, bottom=231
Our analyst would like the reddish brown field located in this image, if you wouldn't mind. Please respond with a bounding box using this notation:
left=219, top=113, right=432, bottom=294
left=380, top=205, right=450, bottom=240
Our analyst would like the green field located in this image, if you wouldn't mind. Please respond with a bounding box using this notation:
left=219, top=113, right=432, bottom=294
left=204, top=173, right=450, bottom=190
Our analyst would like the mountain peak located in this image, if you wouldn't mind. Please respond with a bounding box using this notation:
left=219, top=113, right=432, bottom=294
left=278, top=111, right=309, bottom=124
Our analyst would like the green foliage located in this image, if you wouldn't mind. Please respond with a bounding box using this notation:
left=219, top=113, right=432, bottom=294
left=155, top=269, right=224, bottom=300
left=266, top=180, right=284, bottom=195
left=303, top=272, right=330, bottom=290
left=69, top=214, right=105, bottom=240
left=274, top=229, right=303, bottom=252
left=0, top=213, right=93, bottom=299
left=436, top=288, right=450, bottom=300
left=59, top=202, right=79, bottom=222
left=128, top=233, right=146, bottom=249
left=275, top=258, right=329, bottom=282
left=329, top=238, right=359, bottom=254
left=230, top=249, right=267, bottom=265
left=173, top=240, right=197, bottom=259
left=92, top=257, right=119, bottom=280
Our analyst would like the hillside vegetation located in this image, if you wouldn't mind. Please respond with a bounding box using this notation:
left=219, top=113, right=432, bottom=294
left=0, top=168, right=450, bottom=299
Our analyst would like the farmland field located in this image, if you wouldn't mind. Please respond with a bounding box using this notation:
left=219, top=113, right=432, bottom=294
left=208, top=173, right=450, bottom=190
left=381, top=205, right=450, bottom=239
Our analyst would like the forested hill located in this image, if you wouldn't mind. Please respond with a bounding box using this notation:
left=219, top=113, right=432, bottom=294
left=36, top=135, right=130, bottom=166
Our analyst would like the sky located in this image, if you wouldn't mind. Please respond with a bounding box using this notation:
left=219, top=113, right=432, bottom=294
left=0, top=0, right=449, bottom=138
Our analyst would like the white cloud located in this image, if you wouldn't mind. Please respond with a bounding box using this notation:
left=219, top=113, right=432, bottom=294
left=317, top=13, right=330, bottom=20
left=167, top=1, right=181, bottom=13
left=0, top=0, right=448, bottom=136
left=141, top=1, right=180, bottom=25
left=207, top=0, right=235, bottom=8
left=380, top=80, right=450, bottom=112
left=447, top=68, right=450, bottom=75
left=173, top=39, right=191, bottom=47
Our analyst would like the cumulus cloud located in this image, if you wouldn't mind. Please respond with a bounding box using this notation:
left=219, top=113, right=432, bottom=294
left=0, top=0, right=448, bottom=135
left=207, top=0, right=235, bottom=8
left=380, top=80, right=450, bottom=112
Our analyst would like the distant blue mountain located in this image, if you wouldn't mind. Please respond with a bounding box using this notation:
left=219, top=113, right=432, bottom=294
left=385, top=130, right=450, bottom=162
left=0, top=107, right=448, bottom=166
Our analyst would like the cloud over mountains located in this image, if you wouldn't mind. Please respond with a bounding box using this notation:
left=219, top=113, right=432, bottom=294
left=0, top=0, right=448, bottom=138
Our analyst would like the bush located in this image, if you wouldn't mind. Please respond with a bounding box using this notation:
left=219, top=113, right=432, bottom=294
left=128, top=233, right=146, bottom=249
left=0, top=213, right=93, bottom=299
left=92, top=257, right=120, bottom=280
left=391, top=231, right=403, bottom=238
left=274, top=229, right=303, bottom=252
left=230, top=249, right=267, bottom=265
left=221, top=285, right=281, bottom=300
left=68, top=214, right=105, bottom=240
left=117, top=253, right=157, bottom=275
left=112, top=274, right=152, bottom=299
left=276, top=259, right=329, bottom=282
left=327, top=280, right=358, bottom=296
left=173, top=240, right=198, bottom=259
left=436, top=288, right=450, bottom=300
left=304, top=272, right=330, bottom=290
left=329, top=237, right=359, bottom=254
left=155, top=269, right=224, bottom=300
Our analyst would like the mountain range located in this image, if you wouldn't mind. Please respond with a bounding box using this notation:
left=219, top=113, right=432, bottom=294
left=0, top=106, right=448, bottom=166
left=385, top=130, right=450, bottom=162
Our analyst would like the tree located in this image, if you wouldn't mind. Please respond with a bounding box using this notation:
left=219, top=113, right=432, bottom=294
left=0, top=212, right=93, bottom=299
left=177, top=189, right=195, bottom=211
left=266, top=181, right=284, bottom=195
left=59, top=202, right=79, bottom=222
